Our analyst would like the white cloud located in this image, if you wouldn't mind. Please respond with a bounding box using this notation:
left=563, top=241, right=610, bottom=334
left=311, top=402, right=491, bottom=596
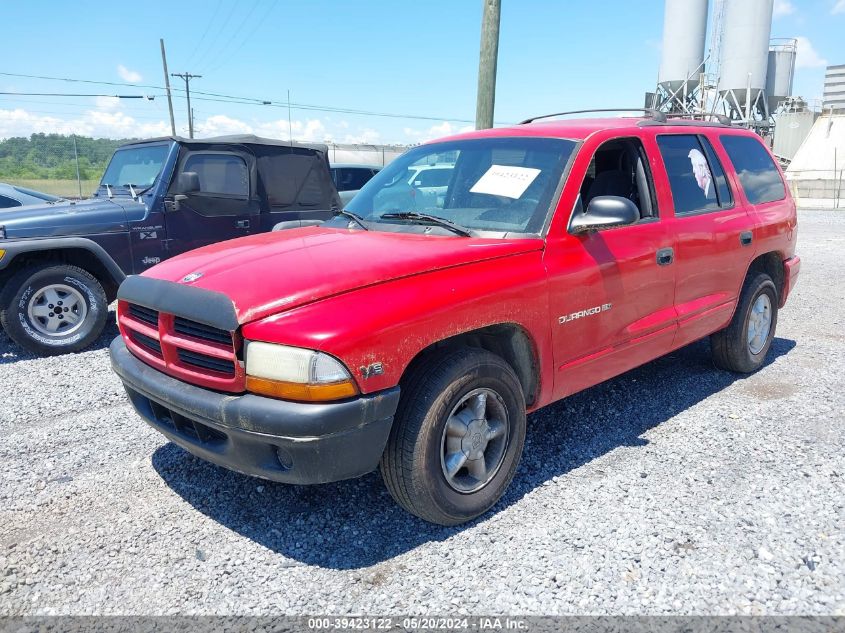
left=795, top=36, right=828, bottom=69
left=1, top=106, right=413, bottom=145
left=94, top=96, right=121, bottom=110
left=774, top=0, right=796, bottom=16
left=833, top=0, right=845, bottom=14
left=0, top=107, right=170, bottom=139
left=117, top=65, right=142, bottom=83
left=403, top=121, right=474, bottom=143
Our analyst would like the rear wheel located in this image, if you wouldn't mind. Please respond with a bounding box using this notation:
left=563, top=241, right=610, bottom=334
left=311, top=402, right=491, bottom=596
left=711, top=272, right=778, bottom=373
left=380, top=348, right=526, bottom=525
left=0, top=263, right=108, bottom=356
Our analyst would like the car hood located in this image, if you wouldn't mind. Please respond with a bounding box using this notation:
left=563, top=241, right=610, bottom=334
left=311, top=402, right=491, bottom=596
left=144, top=226, right=544, bottom=324
left=0, top=197, right=138, bottom=239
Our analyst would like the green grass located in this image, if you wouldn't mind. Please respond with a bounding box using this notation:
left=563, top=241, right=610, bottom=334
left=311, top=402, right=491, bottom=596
left=4, top=179, right=99, bottom=199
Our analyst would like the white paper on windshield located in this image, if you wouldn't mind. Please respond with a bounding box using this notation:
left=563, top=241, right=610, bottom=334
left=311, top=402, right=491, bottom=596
left=469, top=165, right=541, bottom=199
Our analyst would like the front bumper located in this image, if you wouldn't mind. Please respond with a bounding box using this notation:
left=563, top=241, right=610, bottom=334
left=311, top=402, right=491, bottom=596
left=780, top=255, right=801, bottom=308
left=110, top=337, right=400, bottom=484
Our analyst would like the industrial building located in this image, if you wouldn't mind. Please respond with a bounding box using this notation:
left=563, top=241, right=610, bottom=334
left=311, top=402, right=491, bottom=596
left=653, top=0, right=843, bottom=207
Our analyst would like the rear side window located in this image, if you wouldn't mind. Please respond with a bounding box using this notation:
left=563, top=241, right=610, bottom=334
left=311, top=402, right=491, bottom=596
left=657, top=134, right=732, bottom=214
left=338, top=168, right=374, bottom=191
left=0, top=194, right=22, bottom=208
left=720, top=135, right=785, bottom=205
left=183, top=153, right=248, bottom=197
left=413, top=168, right=452, bottom=187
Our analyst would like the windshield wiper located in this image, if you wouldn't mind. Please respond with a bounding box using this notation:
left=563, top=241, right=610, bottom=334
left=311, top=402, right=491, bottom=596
left=102, top=183, right=113, bottom=199
left=379, top=212, right=475, bottom=237
left=123, top=183, right=138, bottom=199
left=333, top=209, right=369, bottom=231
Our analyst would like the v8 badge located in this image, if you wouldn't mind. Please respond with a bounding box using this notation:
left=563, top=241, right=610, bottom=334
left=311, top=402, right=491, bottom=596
left=359, top=362, right=384, bottom=379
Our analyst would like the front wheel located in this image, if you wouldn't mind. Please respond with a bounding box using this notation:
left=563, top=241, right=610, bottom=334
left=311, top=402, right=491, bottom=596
left=0, top=263, right=109, bottom=356
left=711, top=272, right=778, bottom=373
left=380, top=348, right=526, bottom=525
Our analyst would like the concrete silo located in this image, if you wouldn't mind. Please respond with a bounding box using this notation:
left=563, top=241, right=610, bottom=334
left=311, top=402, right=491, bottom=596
left=655, top=0, right=709, bottom=111
left=766, top=39, right=797, bottom=113
left=717, top=0, right=774, bottom=120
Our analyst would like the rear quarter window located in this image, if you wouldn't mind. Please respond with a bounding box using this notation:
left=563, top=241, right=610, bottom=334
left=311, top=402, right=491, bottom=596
left=0, top=194, right=22, bottom=208
left=719, top=135, right=786, bottom=205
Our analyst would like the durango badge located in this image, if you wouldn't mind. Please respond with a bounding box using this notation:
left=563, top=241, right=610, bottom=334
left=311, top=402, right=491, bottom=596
left=181, top=272, right=204, bottom=283
left=559, top=303, right=612, bottom=324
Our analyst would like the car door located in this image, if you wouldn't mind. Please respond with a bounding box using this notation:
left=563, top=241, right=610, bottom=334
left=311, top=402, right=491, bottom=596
left=545, top=133, right=678, bottom=400
left=164, top=150, right=257, bottom=255
left=653, top=132, right=755, bottom=348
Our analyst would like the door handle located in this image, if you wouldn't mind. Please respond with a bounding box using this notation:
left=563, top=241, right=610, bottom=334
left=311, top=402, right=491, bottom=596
left=740, top=231, right=753, bottom=246
left=656, top=247, right=674, bottom=266
left=236, top=219, right=250, bottom=229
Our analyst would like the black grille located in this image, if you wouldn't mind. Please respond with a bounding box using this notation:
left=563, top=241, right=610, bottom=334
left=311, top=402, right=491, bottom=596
left=177, top=348, right=235, bottom=376
left=147, top=400, right=226, bottom=444
left=131, top=331, right=162, bottom=356
left=128, top=304, right=159, bottom=327
left=174, top=317, right=232, bottom=346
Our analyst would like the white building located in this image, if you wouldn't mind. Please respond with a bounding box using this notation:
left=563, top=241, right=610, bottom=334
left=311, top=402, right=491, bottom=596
left=823, top=64, right=845, bottom=112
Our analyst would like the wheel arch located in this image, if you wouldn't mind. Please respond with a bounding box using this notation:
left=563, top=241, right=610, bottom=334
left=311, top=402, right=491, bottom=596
left=0, top=239, right=125, bottom=301
left=746, top=251, right=785, bottom=303
left=398, top=322, right=541, bottom=407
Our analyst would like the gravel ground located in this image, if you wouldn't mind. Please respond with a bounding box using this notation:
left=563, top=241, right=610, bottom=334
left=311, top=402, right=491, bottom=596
left=0, top=209, right=842, bottom=616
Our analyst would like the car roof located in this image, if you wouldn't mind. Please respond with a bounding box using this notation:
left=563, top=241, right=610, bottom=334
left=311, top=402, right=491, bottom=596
left=120, top=134, right=329, bottom=153
left=429, top=116, right=756, bottom=144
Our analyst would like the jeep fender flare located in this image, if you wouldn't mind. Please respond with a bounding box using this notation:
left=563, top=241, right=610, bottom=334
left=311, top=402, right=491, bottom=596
left=0, top=237, right=126, bottom=286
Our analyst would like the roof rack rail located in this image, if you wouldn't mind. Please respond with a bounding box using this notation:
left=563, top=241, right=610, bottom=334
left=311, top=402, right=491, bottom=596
left=519, top=108, right=667, bottom=125
left=662, top=112, right=733, bottom=126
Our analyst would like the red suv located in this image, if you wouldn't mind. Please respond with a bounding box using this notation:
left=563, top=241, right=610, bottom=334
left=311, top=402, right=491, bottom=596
left=110, top=112, right=800, bottom=525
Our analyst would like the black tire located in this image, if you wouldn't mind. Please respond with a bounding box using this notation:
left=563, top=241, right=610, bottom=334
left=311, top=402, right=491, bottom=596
left=0, top=263, right=108, bottom=356
left=380, top=347, right=526, bottom=526
left=711, top=272, right=778, bottom=373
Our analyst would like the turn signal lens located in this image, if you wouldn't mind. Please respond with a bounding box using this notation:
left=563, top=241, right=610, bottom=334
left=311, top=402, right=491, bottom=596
left=245, top=376, right=358, bottom=402
left=0, top=249, right=5, bottom=262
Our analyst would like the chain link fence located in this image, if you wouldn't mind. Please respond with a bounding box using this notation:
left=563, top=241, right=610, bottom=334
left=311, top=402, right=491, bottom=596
left=0, top=134, right=130, bottom=200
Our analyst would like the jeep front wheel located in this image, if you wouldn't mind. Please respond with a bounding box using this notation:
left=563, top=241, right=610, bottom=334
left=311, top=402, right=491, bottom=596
left=380, top=348, right=526, bottom=525
left=0, top=263, right=109, bottom=356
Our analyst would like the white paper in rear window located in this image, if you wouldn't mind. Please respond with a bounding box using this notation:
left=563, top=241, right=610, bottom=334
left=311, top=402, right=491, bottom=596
left=470, top=164, right=541, bottom=199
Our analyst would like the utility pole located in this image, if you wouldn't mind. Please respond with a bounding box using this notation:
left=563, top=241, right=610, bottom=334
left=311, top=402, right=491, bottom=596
left=475, top=0, right=501, bottom=130
left=160, top=39, right=176, bottom=136
left=171, top=72, right=202, bottom=138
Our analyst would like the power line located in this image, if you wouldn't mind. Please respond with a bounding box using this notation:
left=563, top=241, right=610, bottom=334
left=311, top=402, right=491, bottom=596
left=0, top=71, right=508, bottom=124
left=193, top=0, right=241, bottom=70
left=184, top=0, right=224, bottom=68
left=0, top=92, right=153, bottom=99
left=200, top=0, right=263, bottom=73
left=205, top=0, right=278, bottom=73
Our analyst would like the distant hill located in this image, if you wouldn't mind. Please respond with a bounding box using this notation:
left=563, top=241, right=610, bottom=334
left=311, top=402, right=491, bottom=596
left=0, top=134, right=137, bottom=180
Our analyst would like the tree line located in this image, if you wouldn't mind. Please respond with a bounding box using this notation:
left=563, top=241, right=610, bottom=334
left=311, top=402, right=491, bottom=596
left=0, top=134, right=136, bottom=180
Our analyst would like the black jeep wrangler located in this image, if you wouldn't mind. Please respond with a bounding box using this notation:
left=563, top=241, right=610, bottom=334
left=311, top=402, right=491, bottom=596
left=0, top=135, right=340, bottom=356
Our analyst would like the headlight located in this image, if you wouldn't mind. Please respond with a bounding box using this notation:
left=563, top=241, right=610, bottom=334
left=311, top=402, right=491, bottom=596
left=245, top=341, right=358, bottom=402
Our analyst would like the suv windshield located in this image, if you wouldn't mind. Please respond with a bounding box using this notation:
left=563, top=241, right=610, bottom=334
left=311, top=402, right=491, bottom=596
left=346, top=137, right=576, bottom=235
left=100, top=143, right=170, bottom=190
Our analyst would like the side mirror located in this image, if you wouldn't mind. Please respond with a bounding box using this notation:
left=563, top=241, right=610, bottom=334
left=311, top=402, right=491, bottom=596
left=570, top=196, right=640, bottom=234
left=175, top=172, right=201, bottom=194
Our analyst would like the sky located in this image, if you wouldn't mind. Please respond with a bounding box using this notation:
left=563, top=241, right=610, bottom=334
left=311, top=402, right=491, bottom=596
left=0, top=0, right=843, bottom=144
